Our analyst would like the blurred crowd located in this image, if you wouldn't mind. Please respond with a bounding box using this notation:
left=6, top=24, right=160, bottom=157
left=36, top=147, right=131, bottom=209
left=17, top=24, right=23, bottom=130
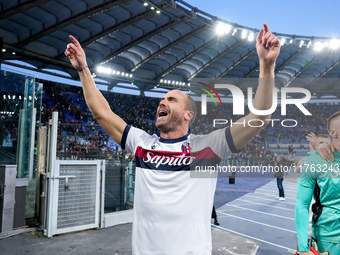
left=1, top=77, right=337, bottom=161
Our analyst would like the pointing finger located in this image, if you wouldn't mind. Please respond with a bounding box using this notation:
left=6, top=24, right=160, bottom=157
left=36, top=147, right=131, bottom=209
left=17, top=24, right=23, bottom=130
left=263, top=23, right=269, bottom=33
left=69, top=35, right=80, bottom=47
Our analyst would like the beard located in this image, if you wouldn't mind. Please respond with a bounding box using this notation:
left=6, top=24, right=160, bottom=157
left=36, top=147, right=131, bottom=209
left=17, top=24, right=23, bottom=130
left=156, top=111, right=183, bottom=134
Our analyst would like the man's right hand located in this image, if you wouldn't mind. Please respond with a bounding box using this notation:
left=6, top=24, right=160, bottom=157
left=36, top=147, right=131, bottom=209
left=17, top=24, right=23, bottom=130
left=65, top=35, right=87, bottom=71
left=317, top=143, right=335, bottom=162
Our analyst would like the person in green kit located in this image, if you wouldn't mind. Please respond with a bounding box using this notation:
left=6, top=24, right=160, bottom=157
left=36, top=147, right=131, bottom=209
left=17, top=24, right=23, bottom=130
left=295, top=111, right=340, bottom=255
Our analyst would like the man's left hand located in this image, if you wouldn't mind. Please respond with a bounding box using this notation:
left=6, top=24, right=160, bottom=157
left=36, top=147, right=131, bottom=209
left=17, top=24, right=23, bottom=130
left=256, top=23, right=281, bottom=66
left=306, top=132, right=319, bottom=150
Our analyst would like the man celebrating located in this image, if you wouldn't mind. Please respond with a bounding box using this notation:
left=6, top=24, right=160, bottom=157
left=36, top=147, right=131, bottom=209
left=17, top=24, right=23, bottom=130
left=295, top=112, right=340, bottom=255
left=65, top=23, right=280, bottom=254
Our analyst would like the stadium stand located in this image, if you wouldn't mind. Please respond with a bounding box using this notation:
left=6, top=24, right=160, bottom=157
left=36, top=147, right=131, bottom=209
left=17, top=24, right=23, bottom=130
left=39, top=79, right=337, bottom=163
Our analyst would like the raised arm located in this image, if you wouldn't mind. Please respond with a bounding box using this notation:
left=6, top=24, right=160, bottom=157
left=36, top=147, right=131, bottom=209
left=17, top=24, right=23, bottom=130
left=230, top=23, right=280, bottom=150
left=65, top=35, right=127, bottom=145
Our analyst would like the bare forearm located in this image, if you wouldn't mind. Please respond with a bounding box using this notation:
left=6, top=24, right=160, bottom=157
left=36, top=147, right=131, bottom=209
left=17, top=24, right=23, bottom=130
left=78, top=67, right=127, bottom=144
left=249, top=62, right=275, bottom=121
left=259, top=60, right=275, bottom=78
left=230, top=63, right=275, bottom=150
left=78, top=67, right=111, bottom=119
left=246, top=65, right=274, bottom=125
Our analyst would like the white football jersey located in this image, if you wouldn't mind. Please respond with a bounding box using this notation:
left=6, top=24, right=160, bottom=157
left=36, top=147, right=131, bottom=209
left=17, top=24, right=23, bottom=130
left=122, top=125, right=237, bottom=255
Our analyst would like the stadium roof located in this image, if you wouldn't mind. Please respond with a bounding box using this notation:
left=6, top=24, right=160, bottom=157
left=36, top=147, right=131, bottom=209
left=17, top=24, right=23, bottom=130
left=1, top=0, right=340, bottom=98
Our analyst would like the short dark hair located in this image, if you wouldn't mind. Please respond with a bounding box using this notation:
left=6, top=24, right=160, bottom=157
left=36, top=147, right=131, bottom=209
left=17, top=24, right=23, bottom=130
left=327, top=111, right=340, bottom=130
left=185, top=94, right=196, bottom=126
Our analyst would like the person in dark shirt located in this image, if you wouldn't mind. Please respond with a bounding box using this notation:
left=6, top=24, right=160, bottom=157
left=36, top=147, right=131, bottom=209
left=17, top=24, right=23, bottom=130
left=275, top=156, right=285, bottom=201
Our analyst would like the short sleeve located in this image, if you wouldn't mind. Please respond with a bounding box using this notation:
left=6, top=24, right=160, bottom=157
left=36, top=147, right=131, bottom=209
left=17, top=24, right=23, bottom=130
left=121, top=125, right=152, bottom=154
left=192, top=127, right=239, bottom=160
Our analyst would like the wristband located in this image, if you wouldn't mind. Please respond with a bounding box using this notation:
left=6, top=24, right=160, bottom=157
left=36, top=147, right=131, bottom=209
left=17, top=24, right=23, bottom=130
left=78, top=65, right=88, bottom=71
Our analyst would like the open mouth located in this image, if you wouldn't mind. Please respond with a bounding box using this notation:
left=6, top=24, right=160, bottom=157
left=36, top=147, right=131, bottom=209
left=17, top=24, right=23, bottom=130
left=158, top=109, right=168, bottom=119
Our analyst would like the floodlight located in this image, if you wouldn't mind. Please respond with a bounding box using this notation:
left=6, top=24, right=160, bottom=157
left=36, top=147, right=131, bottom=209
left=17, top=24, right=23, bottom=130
left=215, top=22, right=225, bottom=35
left=314, top=41, right=324, bottom=52
left=248, top=32, right=254, bottom=42
left=280, top=38, right=286, bottom=46
left=241, top=30, right=247, bottom=39
left=330, top=39, right=340, bottom=50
